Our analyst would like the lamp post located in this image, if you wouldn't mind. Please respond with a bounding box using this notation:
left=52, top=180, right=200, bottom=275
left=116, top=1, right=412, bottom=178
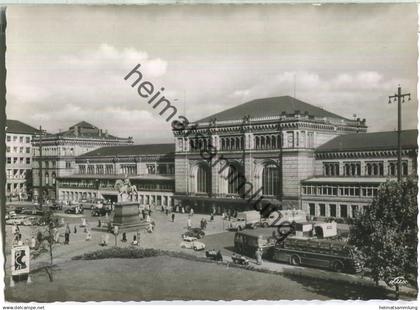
left=388, top=85, right=411, bottom=182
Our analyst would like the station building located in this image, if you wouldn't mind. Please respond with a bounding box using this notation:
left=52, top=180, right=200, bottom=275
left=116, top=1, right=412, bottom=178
left=32, top=121, right=133, bottom=201
left=56, top=143, right=175, bottom=207
left=301, top=129, right=417, bottom=219
left=172, top=96, right=370, bottom=214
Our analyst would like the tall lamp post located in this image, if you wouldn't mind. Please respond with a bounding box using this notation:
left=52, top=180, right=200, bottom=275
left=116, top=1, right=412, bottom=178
left=388, top=85, right=411, bottom=182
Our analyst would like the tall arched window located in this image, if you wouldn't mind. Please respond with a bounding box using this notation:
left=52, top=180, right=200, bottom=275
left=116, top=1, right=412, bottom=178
left=262, top=164, right=280, bottom=196
left=52, top=172, right=56, bottom=185
left=45, top=172, right=49, bottom=185
left=196, top=164, right=211, bottom=194
left=227, top=165, right=244, bottom=194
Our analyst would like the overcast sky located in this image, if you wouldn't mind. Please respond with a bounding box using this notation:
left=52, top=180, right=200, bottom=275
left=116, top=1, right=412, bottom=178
left=5, top=4, right=418, bottom=143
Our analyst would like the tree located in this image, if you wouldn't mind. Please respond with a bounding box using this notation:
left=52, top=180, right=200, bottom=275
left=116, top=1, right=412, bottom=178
left=39, top=209, right=60, bottom=281
left=349, top=178, right=417, bottom=298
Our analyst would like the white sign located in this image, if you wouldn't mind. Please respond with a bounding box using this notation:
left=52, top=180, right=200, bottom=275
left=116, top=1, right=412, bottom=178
left=11, top=245, right=30, bottom=276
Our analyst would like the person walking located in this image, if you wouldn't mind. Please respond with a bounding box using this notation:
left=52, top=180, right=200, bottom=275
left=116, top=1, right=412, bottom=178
left=171, top=213, right=175, bottom=222
left=255, top=248, right=263, bottom=265
left=64, top=223, right=71, bottom=245
left=190, top=208, right=194, bottom=217
left=74, top=225, right=77, bottom=234
left=203, top=219, right=208, bottom=230
left=187, top=217, right=192, bottom=230
left=200, top=218, right=204, bottom=230
left=30, top=235, right=36, bottom=249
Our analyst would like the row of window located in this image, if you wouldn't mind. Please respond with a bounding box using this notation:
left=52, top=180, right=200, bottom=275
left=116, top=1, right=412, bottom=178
left=44, top=172, right=56, bottom=186
left=323, top=161, right=409, bottom=177
left=308, top=203, right=368, bottom=218
left=78, top=164, right=175, bottom=176
left=6, top=135, right=31, bottom=144
left=302, top=185, right=379, bottom=197
left=6, top=146, right=31, bottom=154
left=7, top=157, right=31, bottom=165
left=6, top=169, right=30, bottom=179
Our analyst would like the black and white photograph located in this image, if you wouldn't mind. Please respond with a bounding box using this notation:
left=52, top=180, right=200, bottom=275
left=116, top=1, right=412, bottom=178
left=1, top=3, right=418, bottom=305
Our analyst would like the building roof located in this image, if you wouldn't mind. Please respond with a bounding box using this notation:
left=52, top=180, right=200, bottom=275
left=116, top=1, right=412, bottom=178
left=43, top=121, right=129, bottom=141
left=5, top=119, right=40, bottom=135
left=79, top=143, right=175, bottom=157
left=316, top=129, right=418, bottom=152
left=196, top=96, right=352, bottom=123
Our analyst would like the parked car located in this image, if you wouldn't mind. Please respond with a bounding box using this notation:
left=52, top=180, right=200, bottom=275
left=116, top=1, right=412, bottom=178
left=231, top=253, right=250, bottom=265
left=205, top=249, right=223, bottom=262
left=181, top=228, right=205, bottom=239
left=180, top=236, right=206, bottom=251
left=91, top=207, right=108, bottom=217
left=64, top=206, right=82, bottom=214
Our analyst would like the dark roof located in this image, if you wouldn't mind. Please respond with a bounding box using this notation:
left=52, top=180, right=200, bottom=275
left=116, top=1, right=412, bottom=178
left=6, top=119, right=39, bottom=135
left=80, top=143, right=175, bottom=157
left=69, top=121, right=97, bottom=130
left=197, top=96, right=351, bottom=123
left=316, top=129, right=418, bottom=152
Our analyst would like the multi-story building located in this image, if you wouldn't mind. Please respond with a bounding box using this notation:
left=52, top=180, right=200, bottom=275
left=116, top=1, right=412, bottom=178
left=32, top=121, right=133, bottom=201
left=56, top=144, right=175, bottom=206
left=5, top=119, right=39, bottom=201
left=172, top=96, right=367, bottom=214
left=301, top=129, right=417, bottom=219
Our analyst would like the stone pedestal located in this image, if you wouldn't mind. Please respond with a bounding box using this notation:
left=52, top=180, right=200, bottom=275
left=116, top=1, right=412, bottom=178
left=112, top=201, right=143, bottom=231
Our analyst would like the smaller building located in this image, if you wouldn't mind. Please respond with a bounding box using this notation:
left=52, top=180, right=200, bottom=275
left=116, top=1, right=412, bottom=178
left=56, top=143, right=175, bottom=207
left=5, top=119, right=39, bottom=201
left=32, top=121, right=133, bottom=201
left=301, top=129, right=418, bottom=219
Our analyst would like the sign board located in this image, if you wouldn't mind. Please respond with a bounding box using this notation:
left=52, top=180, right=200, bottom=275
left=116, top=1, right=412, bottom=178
left=11, top=245, right=30, bottom=276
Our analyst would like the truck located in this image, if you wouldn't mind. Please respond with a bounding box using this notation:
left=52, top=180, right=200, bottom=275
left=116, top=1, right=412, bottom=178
left=260, top=209, right=307, bottom=227
left=228, top=210, right=261, bottom=231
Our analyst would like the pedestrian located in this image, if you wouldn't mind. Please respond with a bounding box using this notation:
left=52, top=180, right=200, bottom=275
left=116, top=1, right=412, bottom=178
left=187, top=217, right=192, bottom=230
left=181, top=207, right=185, bottom=214
left=210, top=213, right=214, bottom=222
left=53, top=227, right=58, bottom=243
left=171, top=213, right=175, bottom=222
left=161, top=205, right=164, bottom=213
left=30, top=235, right=36, bottom=249
left=142, top=209, right=146, bottom=220
left=98, top=219, right=102, bottom=227
left=74, top=225, right=77, bottom=234
left=100, top=234, right=107, bottom=246
left=122, top=232, right=127, bottom=242
left=190, top=208, right=194, bottom=217
left=132, top=234, right=138, bottom=246
left=200, top=218, right=204, bottom=230
left=85, top=230, right=92, bottom=241
left=64, top=224, right=71, bottom=245
left=165, top=208, right=169, bottom=215
left=203, top=219, right=208, bottom=230
left=136, top=231, right=141, bottom=246
left=255, top=248, right=263, bottom=265
left=146, top=214, right=151, bottom=223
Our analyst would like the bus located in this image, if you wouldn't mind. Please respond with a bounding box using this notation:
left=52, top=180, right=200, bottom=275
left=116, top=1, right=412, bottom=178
left=234, top=228, right=277, bottom=259
left=272, top=237, right=362, bottom=273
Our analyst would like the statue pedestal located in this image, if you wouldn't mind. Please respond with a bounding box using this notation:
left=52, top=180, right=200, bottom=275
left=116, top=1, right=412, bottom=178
left=112, top=201, right=143, bottom=231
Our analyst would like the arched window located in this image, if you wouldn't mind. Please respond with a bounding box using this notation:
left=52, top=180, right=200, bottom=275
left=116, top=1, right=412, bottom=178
left=227, top=165, right=244, bottom=194
left=271, top=136, right=276, bottom=149
left=402, top=162, right=408, bottom=176
left=52, top=172, right=56, bottom=185
left=255, top=136, right=260, bottom=149
left=262, top=164, right=280, bottom=196
left=261, top=136, right=266, bottom=149
left=240, top=136, right=244, bottom=149
left=196, top=164, right=211, bottom=194
left=266, top=136, right=271, bottom=149
left=45, top=172, right=49, bottom=185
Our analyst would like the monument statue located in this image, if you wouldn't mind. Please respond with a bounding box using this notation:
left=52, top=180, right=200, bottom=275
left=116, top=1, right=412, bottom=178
left=115, top=179, right=138, bottom=202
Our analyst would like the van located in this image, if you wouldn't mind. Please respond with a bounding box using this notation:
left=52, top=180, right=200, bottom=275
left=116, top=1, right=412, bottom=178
left=261, top=209, right=307, bottom=227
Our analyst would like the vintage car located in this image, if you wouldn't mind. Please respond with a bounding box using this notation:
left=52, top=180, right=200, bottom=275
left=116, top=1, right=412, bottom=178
left=231, top=253, right=250, bottom=265
left=205, top=249, right=223, bottom=261
left=181, top=228, right=205, bottom=239
left=64, top=206, right=83, bottom=214
left=180, top=236, right=206, bottom=251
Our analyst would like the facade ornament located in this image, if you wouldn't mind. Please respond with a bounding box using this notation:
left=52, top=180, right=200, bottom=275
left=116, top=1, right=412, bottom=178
left=114, top=178, right=137, bottom=202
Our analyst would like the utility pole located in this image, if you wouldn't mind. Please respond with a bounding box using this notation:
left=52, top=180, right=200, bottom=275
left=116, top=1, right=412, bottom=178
left=38, top=126, right=43, bottom=209
left=388, top=85, right=411, bottom=182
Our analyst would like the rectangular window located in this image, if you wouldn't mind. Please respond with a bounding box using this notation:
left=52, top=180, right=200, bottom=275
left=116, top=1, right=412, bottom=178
left=66, top=161, right=71, bottom=169
left=13, top=136, right=17, bottom=142
left=309, top=203, right=315, bottom=216
left=330, top=204, right=336, bottom=217
left=7, top=157, right=11, bottom=164
left=26, top=147, right=30, bottom=154
left=19, top=147, right=24, bottom=153
left=340, top=205, right=348, bottom=218
left=351, top=205, right=358, bottom=218
left=6, top=135, right=11, bottom=142
left=20, top=157, right=24, bottom=164
left=26, top=158, right=30, bottom=164
left=319, top=204, right=326, bottom=217
left=19, top=136, right=23, bottom=143
left=6, top=146, right=10, bottom=153
left=26, top=137, right=30, bottom=143
left=13, top=157, right=18, bottom=164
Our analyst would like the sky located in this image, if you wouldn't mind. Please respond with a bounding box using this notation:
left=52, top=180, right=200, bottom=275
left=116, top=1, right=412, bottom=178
left=5, top=4, right=418, bottom=144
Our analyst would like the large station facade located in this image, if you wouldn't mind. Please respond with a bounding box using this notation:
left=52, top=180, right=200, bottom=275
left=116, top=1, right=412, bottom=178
left=21, top=95, right=417, bottom=219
